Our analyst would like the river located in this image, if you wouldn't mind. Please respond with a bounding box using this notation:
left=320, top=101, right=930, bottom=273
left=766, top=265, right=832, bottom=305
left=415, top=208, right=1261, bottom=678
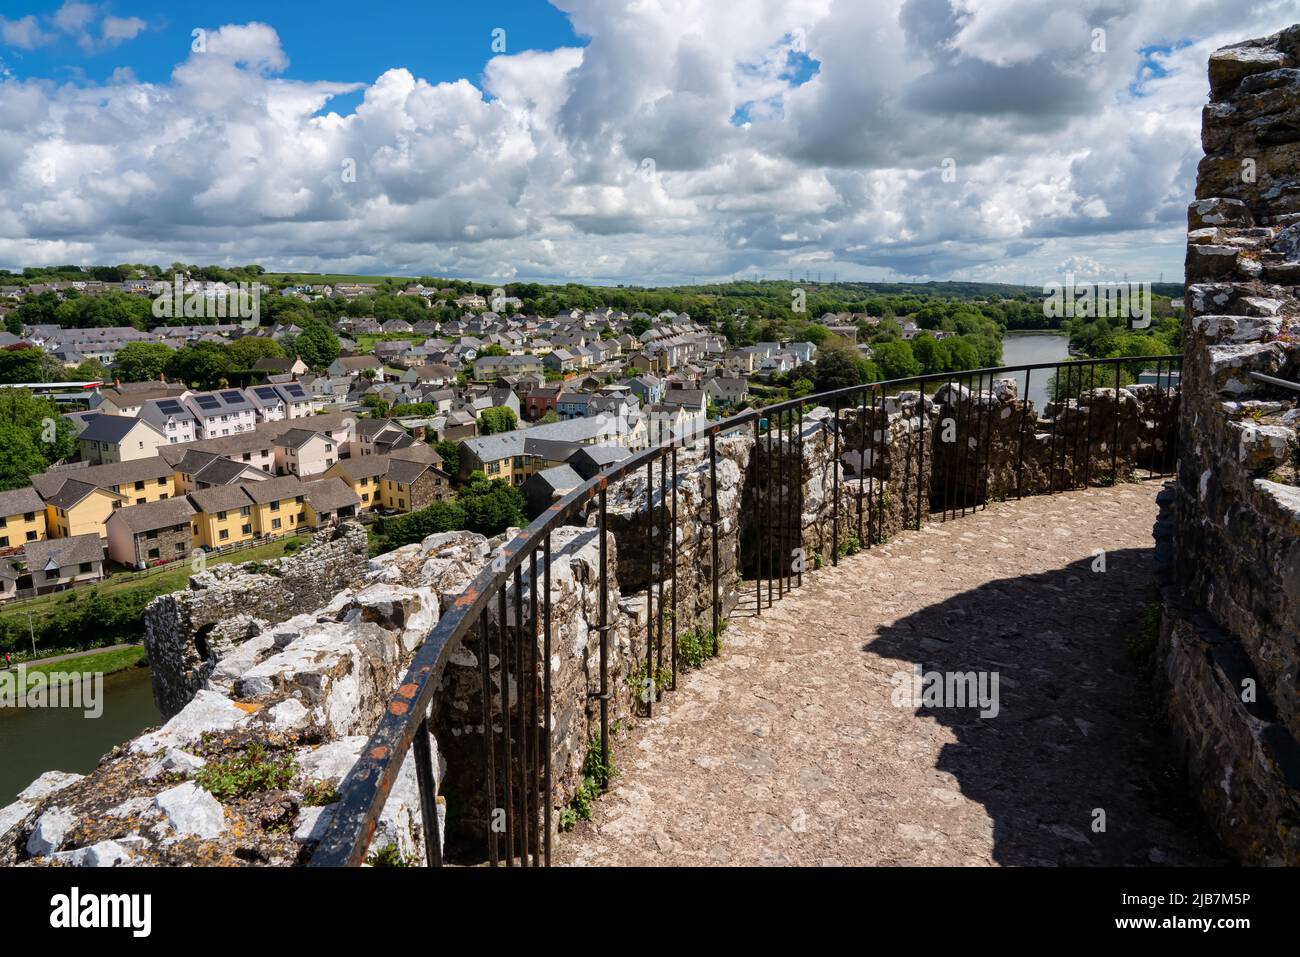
left=999, top=331, right=1071, bottom=409
left=0, top=664, right=159, bottom=806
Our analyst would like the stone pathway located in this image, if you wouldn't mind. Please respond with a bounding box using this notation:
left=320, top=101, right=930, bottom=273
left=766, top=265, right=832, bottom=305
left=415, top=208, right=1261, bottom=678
left=555, top=481, right=1219, bottom=867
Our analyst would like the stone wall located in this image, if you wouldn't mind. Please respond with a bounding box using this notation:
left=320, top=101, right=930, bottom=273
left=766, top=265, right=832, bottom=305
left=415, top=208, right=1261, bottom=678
left=1160, top=25, right=1300, bottom=865
left=144, top=524, right=371, bottom=720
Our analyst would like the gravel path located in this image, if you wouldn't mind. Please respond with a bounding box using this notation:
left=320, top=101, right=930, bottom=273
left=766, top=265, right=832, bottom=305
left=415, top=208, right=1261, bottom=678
left=555, top=481, right=1219, bottom=867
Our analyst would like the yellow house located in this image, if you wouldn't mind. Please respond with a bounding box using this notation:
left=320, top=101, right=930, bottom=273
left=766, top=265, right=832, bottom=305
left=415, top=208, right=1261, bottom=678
left=324, top=457, right=391, bottom=511
left=0, top=487, right=47, bottom=552
left=188, top=485, right=256, bottom=549
left=43, top=481, right=127, bottom=539
left=240, top=476, right=308, bottom=538
left=34, top=458, right=178, bottom=511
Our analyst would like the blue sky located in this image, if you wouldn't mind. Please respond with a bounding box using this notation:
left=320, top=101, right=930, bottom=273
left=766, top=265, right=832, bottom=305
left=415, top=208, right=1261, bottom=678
left=0, top=1, right=583, bottom=87
left=1, top=1, right=1297, bottom=285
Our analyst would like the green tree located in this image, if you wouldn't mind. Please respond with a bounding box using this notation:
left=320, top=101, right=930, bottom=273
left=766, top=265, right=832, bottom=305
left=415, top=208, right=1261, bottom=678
left=112, top=342, right=174, bottom=383
left=871, top=340, right=922, bottom=380
left=433, top=440, right=461, bottom=477
left=294, top=320, right=340, bottom=369
left=71, top=358, right=109, bottom=381
left=457, top=471, right=526, bottom=536
left=0, top=389, right=77, bottom=489
left=0, top=346, right=57, bottom=384
left=478, top=406, right=518, bottom=435
left=165, top=342, right=233, bottom=389
left=227, top=336, right=284, bottom=369
left=373, top=500, right=467, bottom=552
left=812, top=346, right=869, bottom=393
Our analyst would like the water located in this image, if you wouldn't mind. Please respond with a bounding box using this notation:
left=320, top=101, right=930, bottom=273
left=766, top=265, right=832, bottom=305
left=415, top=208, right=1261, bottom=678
left=0, top=664, right=160, bottom=806
left=1000, top=332, right=1071, bottom=410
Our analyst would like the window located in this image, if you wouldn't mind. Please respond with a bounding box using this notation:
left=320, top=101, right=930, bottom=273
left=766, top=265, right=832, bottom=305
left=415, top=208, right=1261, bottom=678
left=219, top=529, right=229, bottom=541
left=241, top=524, right=251, bottom=535
left=271, top=518, right=282, bottom=530
left=25, top=531, right=35, bottom=542
left=217, top=510, right=227, bottom=521
left=0, top=536, right=7, bottom=548
left=146, top=530, right=157, bottom=540
left=136, top=498, right=146, bottom=506
left=46, top=570, right=58, bottom=581
left=147, top=548, right=160, bottom=559
left=158, top=478, right=166, bottom=486
left=134, top=480, right=145, bottom=490
left=240, top=506, right=250, bottom=517
left=270, top=501, right=280, bottom=512
left=79, top=562, right=91, bottom=573
left=175, top=542, right=186, bottom=553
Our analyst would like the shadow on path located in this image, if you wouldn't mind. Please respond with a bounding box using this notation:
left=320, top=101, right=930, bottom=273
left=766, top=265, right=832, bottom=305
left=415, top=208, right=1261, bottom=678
left=867, top=546, right=1220, bottom=866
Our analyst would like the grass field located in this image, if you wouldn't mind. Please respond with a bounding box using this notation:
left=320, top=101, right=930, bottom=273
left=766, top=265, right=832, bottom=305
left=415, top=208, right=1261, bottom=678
left=0, top=535, right=304, bottom=630
left=14, top=645, right=147, bottom=678
left=354, top=333, right=428, bottom=354
left=261, top=273, right=417, bottom=285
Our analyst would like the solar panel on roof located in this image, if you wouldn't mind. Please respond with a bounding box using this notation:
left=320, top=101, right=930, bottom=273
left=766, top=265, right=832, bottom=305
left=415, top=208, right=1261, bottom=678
left=196, top=396, right=220, bottom=409
left=254, top=387, right=277, bottom=398
left=158, top=400, right=183, bottom=413
left=221, top=391, right=244, bottom=402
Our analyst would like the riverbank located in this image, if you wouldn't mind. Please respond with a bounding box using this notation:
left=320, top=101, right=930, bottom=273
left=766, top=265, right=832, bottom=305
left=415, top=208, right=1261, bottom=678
left=4, top=644, right=147, bottom=678
left=0, top=535, right=304, bottom=659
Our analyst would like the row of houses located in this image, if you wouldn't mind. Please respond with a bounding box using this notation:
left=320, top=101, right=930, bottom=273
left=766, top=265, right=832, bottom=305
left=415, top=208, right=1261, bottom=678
left=0, top=409, right=453, bottom=598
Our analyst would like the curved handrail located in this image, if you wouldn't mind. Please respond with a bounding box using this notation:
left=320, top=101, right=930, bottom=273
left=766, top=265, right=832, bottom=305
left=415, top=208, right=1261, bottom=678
left=308, top=352, right=1184, bottom=865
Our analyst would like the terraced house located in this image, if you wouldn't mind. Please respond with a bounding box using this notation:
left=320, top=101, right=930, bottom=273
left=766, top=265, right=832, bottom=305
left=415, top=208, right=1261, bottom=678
left=33, top=458, right=177, bottom=538
left=242, top=476, right=309, bottom=538
left=0, top=487, right=46, bottom=553
left=105, top=496, right=197, bottom=569
left=183, top=389, right=257, bottom=439
left=77, top=414, right=168, bottom=464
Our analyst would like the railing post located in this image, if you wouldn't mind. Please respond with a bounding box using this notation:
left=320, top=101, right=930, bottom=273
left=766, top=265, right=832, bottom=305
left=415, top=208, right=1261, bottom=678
left=670, top=446, right=679, bottom=685
left=542, top=535, right=552, bottom=867
left=778, top=407, right=786, bottom=600
left=597, top=489, right=609, bottom=778
left=478, top=612, right=498, bottom=867
left=1048, top=364, right=1060, bottom=494
left=656, top=451, right=667, bottom=700
left=1112, top=360, right=1122, bottom=484
left=916, top=386, right=925, bottom=528
left=753, top=417, right=763, bottom=616
left=528, top=549, right=540, bottom=867
left=832, top=395, right=840, bottom=566
left=497, top=586, right=513, bottom=865
left=412, top=715, right=443, bottom=867
left=513, top=565, right=529, bottom=866
left=790, top=403, right=800, bottom=590
left=644, top=459, right=654, bottom=716
left=709, top=431, right=720, bottom=649
left=1016, top=368, right=1030, bottom=500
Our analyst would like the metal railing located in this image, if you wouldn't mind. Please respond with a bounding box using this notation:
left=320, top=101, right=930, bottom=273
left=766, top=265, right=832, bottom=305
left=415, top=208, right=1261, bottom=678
left=308, top=354, right=1184, bottom=867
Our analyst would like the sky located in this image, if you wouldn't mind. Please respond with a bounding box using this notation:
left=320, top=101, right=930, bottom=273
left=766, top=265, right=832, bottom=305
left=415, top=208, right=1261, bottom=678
left=1, top=0, right=1298, bottom=287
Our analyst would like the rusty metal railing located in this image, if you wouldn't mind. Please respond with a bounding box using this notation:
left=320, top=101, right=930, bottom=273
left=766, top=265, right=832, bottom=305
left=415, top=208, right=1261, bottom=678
left=308, top=354, right=1183, bottom=867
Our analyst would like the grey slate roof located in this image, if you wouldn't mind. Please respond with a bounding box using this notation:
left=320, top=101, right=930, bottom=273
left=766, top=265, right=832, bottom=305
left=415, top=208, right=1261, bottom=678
left=24, top=534, right=103, bottom=571
left=78, top=414, right=160, bottom=444
left=0, top=486, right=44, bottom=517
left=302, top=477, right=361, bottom=513
left=107, top=496, right=195, bottom=533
